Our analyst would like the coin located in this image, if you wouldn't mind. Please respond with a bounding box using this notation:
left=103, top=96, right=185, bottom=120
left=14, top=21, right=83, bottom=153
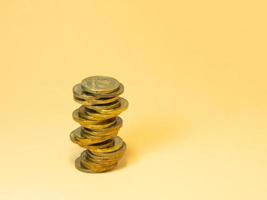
left=70, top=127, right=117, bottom=147
left=73, top=84, right=94, bottom=101
left=75, top=156, right=93, bottom=173
left=86, top=139, right=114, bottom=150
left=74, top=113, right=117, bottom=130
left=81, top=76, right=120, bottom=94
left=86, top=84, right=124, bottom=99
left=82, top=127, right=118, bottom=138
left=80, top=99, right=128, bottom=121
left=79, top=151, right=118, bottom=173
left=89, top=142, right=126, bottom=160
left=89, top=136, right=124, bottom=154
left=81, top=117, right=123, bottom=137
left=83, top=151, right=118, bottom=166
left=78, top=106, right=120, bottom=121
left=75, top=155, right=116, bottom=173
left=84, top=118, right=117, bottom=130
left=73, top=108, right=117, bottom=126
left=84, top=99, right=121, bottom=111
left=94, top=98, right=128, bottom=115
left=81, top=109, right=118, bottom=120
left=73, top=84, right=120, bottom=105
left=74, top=97, right=119, bottom=107
left=72, top=109, right=99, bottom=125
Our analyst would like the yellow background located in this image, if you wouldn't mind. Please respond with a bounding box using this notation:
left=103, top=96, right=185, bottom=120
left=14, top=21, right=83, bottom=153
left=0, top=1, right=266, bottom=199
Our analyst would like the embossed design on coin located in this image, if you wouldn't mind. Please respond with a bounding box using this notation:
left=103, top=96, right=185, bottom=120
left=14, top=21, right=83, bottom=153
left=81, top=76, right=120, bottom=94
left=70, top=76, right=128, bottom=173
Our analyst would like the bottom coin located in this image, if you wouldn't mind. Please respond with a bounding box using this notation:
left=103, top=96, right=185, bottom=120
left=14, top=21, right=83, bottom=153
left=75, top=156, right=118, bottom=173
left=75, top=156, right=93, bottom=173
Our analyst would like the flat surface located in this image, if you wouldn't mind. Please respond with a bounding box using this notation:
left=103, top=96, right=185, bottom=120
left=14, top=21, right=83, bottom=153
left=0, top=1, right=267, bottom=200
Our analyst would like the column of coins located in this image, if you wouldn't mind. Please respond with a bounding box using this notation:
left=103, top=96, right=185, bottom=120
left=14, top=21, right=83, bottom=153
left=70, top=76, right=128, bottom=173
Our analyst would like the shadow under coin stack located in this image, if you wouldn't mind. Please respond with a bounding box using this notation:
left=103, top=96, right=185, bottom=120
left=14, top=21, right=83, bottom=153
left=70, top=76, right=128, bottom=173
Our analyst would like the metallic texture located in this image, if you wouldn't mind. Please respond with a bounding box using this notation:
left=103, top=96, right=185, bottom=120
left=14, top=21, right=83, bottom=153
left=70, top=76, right=128, bottom=173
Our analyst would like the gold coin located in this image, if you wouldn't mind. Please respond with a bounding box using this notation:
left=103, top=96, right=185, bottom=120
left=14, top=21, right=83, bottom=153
left=84, top=99, right=121, bottom=111
left=93, top=98, right=128, bottom=115
left=72, top=109, right=99, bottom=125
left=91, top=142, right=126, bottom=160
left=87, top=84, right=124, bottom=99
left=82, top=96, right=119, bottom=106
left=86, top=144, right=125, bottom=161
left=82, top=127, right=118, bottom=138
left=75, top=96, right=120, bottom=106
left=84, top=118, right=117, bottom=130
left=89, top=136, right=124, bottom=154
left=83, top=151, right=118, bottom=165
left=73, top=84, right=94, bottom=101
left=85, top=139, right=114, bottom=150
left=73, top=84, right=119, bottom=105
left=79, top=151, right=118, bottom=173
left=81, top=76, right=120, bottom=94
left=78, top=106, right=120, bottom=121
left=70, top=127, right=117, bottom=147
left=81, top=99, right=128, bottom=120
left=75, top=156, right=93, bottom=173
left=81, top=153, right=117, bottom=167
left=81, top=117, right=123, bottom=136
left=75, top=156, right=116, bottom=173
left=77, top=106, right=101, bottom=120
left=81, top=109, right=118, bottom=120
left=73, top=108, right=116, bottom=125
left=73, top=110, right=117, bottom=130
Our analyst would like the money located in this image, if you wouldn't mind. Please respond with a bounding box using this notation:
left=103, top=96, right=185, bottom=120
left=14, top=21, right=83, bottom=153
left=73, top=84, right=120, bottom=105
left=70, top=76, right=128, bottom=173
left=70, top=127, right=118, bottom=147
left=81, top=76, right=120, bottom=94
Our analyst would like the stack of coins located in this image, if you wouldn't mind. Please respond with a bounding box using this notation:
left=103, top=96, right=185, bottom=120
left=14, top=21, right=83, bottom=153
left=70, top=76, right=128, bottom=173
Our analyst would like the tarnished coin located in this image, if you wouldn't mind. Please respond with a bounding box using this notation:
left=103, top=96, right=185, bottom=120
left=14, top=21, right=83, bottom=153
left=81, top=76, right=120, bottom=94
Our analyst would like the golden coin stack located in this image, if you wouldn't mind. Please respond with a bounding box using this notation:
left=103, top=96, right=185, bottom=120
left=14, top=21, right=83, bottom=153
left=70, top=76, right=128, bottom=173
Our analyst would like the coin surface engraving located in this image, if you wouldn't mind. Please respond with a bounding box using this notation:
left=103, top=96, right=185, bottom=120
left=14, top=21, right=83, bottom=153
left=81, top=76, right=120, bottom=94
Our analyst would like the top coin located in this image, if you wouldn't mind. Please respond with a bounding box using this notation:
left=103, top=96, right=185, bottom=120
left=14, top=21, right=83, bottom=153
left=81, top=76, right=120, bottom=94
